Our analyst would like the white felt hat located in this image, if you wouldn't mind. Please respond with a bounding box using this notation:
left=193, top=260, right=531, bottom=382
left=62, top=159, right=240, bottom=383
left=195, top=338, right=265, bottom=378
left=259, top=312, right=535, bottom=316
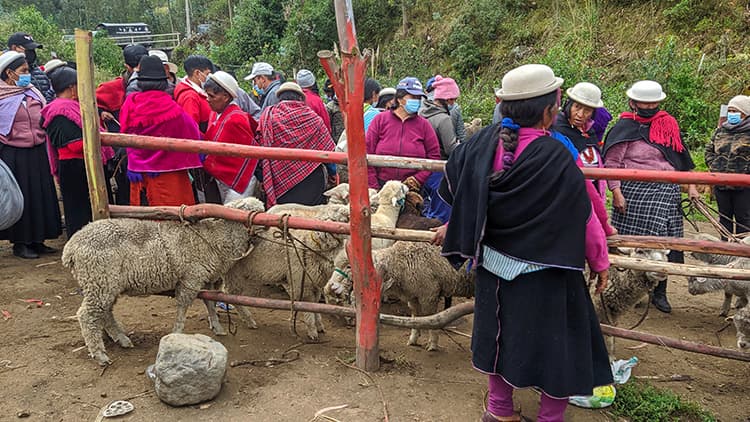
left=496, top=64, right=564, bottom=101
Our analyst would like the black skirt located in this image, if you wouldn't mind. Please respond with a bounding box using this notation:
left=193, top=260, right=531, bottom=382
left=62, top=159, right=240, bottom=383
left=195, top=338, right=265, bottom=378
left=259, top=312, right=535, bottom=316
left=58, top=158, right=92, bottom=238
left=472, top=267, right=613, bottom=398
left=0, top=143, right=62, bottom=243
left=276, top=164, right=326, bottom=206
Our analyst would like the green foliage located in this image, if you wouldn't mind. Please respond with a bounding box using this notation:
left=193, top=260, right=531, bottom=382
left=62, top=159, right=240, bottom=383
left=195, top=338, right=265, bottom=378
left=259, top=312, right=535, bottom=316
left=0, top=6, right=64, bottom=64
left=279, top=0, right=337, bottom=69
left=612, top=380, right=716, bottom=422
left=663, top=0, right=742, bottom=34
left=215, top=0, right=287, bottom=67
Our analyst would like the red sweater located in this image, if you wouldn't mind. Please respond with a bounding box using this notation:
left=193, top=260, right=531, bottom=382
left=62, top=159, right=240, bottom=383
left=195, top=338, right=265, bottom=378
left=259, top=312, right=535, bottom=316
left=174, top=81, right=212, bottom=131
left=95, top=77, right=126, bottom=112
left=203, top=104, right=258, bottom=193
left=304, top=89, right=332, bottom=135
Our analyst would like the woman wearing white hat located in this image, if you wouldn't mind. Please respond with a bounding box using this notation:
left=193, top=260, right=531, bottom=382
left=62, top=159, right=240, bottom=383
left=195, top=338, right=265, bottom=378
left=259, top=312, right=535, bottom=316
left=435, top=64, right=612, bottom=421
left=0, top=50, right=62, bottom=259
left=603, top=80, right=700, bottom=313
left=201, top=71, right=259, bottom=204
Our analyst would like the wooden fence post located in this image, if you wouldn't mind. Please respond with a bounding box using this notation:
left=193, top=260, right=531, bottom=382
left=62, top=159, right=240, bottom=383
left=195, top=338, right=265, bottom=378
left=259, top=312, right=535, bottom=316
left=75, top=29, right=109, bottom=220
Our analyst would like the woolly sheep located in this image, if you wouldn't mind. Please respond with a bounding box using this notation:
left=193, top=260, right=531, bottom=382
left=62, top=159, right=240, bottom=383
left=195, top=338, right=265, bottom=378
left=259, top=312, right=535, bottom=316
left=222, top=204, right=351, bottom=341
left=327, top=241, right=474, bottom=351
left=62, top=197, right=265, bottom=366
left=323, top=183, right=379, bottom=211
left=594, top=248, right=669, bottom=354
left=689, top=233, right=750, bottom=315
left=729, top=306, right=750, bottom=351
left=370, top=181, right=409, bottom=249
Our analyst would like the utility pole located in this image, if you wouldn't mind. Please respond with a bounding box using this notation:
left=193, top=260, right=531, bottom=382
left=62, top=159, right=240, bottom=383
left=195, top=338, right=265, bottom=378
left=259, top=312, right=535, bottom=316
left=185, top=0, right=192, bottom=39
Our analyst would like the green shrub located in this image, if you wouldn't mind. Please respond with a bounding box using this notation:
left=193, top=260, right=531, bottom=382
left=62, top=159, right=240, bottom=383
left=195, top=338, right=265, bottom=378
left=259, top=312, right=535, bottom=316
left=0, top=6, right=63, bottom=64
left=612, top=380, right=716, bottom=422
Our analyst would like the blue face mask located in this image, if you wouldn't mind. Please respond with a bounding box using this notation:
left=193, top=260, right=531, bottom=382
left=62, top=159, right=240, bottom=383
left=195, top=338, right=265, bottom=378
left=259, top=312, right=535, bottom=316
left=254, top=85, right=265, bottom=96
left=16, top=73, right=31, bottom=87
left=404, top=98, right=421, bottom=114
left=447, top=103, right=456, bottom=111
left=727, top=112, right=742, bottom=125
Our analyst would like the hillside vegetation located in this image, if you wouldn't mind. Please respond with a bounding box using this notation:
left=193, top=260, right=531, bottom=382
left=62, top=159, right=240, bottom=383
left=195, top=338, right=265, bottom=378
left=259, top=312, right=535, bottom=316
left=2, top=0, right=750, bottom=149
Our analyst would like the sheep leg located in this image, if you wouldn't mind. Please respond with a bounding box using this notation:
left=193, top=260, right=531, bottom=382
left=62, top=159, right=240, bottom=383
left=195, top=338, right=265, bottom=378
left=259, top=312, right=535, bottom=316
left=236, top=305, right=258, bottom=329
left=721, top=294, right=734, bottom=316
left=202, top=299, right=227, bottom=336
left=735, top=295, right=748, bottom=309
left=102, top=309, right=133, bottom=348
left=422, top=299, right=441, bottom=351
left=77, top=300, right=112, bottom=366
left=407, top=300, right=422, bottom=347
left=172, top=285, right=197, bottom=334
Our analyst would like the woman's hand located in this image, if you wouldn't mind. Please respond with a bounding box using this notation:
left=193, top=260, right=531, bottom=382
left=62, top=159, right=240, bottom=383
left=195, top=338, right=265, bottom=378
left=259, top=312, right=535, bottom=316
left=688, top=184, right=701, bottom=200
left=612, top=188, right=626, bottom=214
left=592, top=268, right=609, bottom=294
left=101, top=111, right=115, bottom=122
left=430, top=224, right=448, bottom=246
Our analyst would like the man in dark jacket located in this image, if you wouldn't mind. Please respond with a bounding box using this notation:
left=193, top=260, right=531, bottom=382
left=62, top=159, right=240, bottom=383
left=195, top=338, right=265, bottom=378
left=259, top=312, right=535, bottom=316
left=7, top=32, right=54, bottom=102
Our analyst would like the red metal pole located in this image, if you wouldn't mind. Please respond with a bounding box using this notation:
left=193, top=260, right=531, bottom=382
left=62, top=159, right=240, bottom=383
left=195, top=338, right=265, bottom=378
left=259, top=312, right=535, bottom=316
left=100, top=133, right=750, bottom=187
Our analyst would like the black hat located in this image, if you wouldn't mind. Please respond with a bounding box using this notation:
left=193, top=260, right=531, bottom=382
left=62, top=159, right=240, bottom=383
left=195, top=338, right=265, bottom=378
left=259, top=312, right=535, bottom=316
left=136, top=55, right=167, bottom=81
left=7, top=32, right=42, bottom=50
left=123, top=44, right=148, bottom=68
left=50, top=66, right=78, bottom=94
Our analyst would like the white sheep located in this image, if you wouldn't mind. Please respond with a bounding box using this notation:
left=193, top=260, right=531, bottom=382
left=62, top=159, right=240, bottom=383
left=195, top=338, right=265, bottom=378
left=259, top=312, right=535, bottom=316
left=327, top=241, right=474, bottom=351
left=689, top=233, right=750, bottom=315
left=729, top=305, right=750, bottom=351
left=62, top=197, right=265, bottom=366
left=323, top=183, right=379, bottom=210
left=595, top=248, right=669, bottom=354
left=370, top=181, right=409, bottom=249
left=222, top=204, right=351, bottom=341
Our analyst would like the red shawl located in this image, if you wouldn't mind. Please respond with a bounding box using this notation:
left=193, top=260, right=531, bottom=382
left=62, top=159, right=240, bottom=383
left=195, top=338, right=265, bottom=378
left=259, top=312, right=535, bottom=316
left=258, top=100, right=335, bottom=206
left=203, top=103, right=258, bottom=193
left=95, top=77, right=126, bottom=112
left=619, top=110, right=684, bottom=152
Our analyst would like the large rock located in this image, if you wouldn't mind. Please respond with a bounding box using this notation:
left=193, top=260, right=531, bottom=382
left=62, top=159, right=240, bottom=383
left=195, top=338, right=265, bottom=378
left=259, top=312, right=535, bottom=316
left=153, top=333, right=228, bottom=406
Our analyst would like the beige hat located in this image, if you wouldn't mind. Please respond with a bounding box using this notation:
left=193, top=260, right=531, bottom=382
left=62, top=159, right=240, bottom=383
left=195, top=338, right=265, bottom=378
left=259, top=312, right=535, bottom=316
left=206, top=71, right=239, bottom=99
left=148, top=50, right=178, bottom=74
left=44, top=59, right=68, bottom=75
left=728, top=95, right=750, bottom=116
left=0, top=51, right=25, bottom=75
left=496, top=64, right=563, bottom=101
left=566, top=82, right=604, bottom=108
left=626, top=80, right=666, bottom=103
left=378, top=87, right=396, bottom=97
left=277, top=81, right=304, bottom=97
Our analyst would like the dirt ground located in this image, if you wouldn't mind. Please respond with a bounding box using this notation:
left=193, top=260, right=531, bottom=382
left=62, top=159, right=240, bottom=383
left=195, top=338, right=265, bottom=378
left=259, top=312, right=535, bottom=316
left=1, top=222, right=749, bottom=422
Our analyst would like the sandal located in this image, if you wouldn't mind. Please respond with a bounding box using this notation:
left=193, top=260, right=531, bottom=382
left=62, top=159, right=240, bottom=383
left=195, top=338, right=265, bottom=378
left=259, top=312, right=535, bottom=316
left=480, top=410, right=532, bottom=422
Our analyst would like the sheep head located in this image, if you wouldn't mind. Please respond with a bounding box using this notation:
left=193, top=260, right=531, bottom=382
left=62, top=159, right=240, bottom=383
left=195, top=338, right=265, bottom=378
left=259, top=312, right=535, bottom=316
left=324, top=183, right=350, bottom=205
left=728, top=307, right=750, bottom=351
left=687, top=276, right=727, bottom=295
left=378, top=181, right=408, bottom=209
left=632, top=248, right=669, bottom=284
left=690, top=233, right=721, bottom=264
left=308, top=205, right=350, bottom=252
left=402, top=191, right=425, bottom=216
left=324, top=249, right=353, bottom=305
left=224, top=196, right=265, bottom=213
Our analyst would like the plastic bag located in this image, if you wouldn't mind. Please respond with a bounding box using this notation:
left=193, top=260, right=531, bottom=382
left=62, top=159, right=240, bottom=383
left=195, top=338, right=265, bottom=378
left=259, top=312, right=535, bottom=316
left=0, top=159, right=23, bottom=231
left=568, top=357, right=639, bottom=409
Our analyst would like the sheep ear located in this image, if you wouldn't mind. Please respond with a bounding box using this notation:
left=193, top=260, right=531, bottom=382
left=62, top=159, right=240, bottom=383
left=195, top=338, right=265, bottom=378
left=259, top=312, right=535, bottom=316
left=381, top=277, right=395, bottom=292
left=726, top=316, right=735, bottom=322
left=391, top=196, right=398, bottom=207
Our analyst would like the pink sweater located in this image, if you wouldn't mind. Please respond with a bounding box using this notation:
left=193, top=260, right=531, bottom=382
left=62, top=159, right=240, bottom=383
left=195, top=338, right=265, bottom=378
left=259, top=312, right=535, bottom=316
left=0, top=93, right=46, bottom=148
left=604, top=140, right=674, bottom=191
left=493, top=128, right=610, bottom=272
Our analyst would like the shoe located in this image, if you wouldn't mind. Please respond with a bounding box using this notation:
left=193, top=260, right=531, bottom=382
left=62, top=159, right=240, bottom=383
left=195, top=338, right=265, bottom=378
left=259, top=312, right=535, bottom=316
left=13, top=243, right=39, bottom=259
left=651, top=293, right=672, bottom=313
left=652, top=279, right=671, bottom=313
left=31, top=242, right=57, bottom=254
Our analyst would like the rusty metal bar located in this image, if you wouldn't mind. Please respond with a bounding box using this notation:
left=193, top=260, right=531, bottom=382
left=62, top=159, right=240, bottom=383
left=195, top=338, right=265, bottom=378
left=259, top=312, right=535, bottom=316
left=99, top=133, right=750, bottom=187
left=196, top=292, right=750, bottom=362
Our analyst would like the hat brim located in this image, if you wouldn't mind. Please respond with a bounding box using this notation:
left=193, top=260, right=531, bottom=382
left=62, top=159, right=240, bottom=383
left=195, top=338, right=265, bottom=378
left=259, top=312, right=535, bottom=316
left=166, top=62, right=178, bottom=74
left=210, top=78, right=238, bottom=99
left=626, top=88, right=666, bottom=103
left=23, top=42, right=42, bottom=49
left=497, top=77, right=564, bottom=101
left=136, top=75, right=168, bottom=81
left=566, top=90, right=604, bottom=108
left=244, top=71, right=271, bottom=81
left=401, top=88, right=426, bottom=97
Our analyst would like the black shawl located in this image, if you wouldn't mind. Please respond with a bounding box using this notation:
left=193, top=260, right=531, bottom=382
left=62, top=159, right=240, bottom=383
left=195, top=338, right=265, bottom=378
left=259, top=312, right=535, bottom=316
left=603, top=118, right=695, bottom=171
left=553, top=112, right=598, bottom=153
left=439, top=124, right=590, bottom=270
